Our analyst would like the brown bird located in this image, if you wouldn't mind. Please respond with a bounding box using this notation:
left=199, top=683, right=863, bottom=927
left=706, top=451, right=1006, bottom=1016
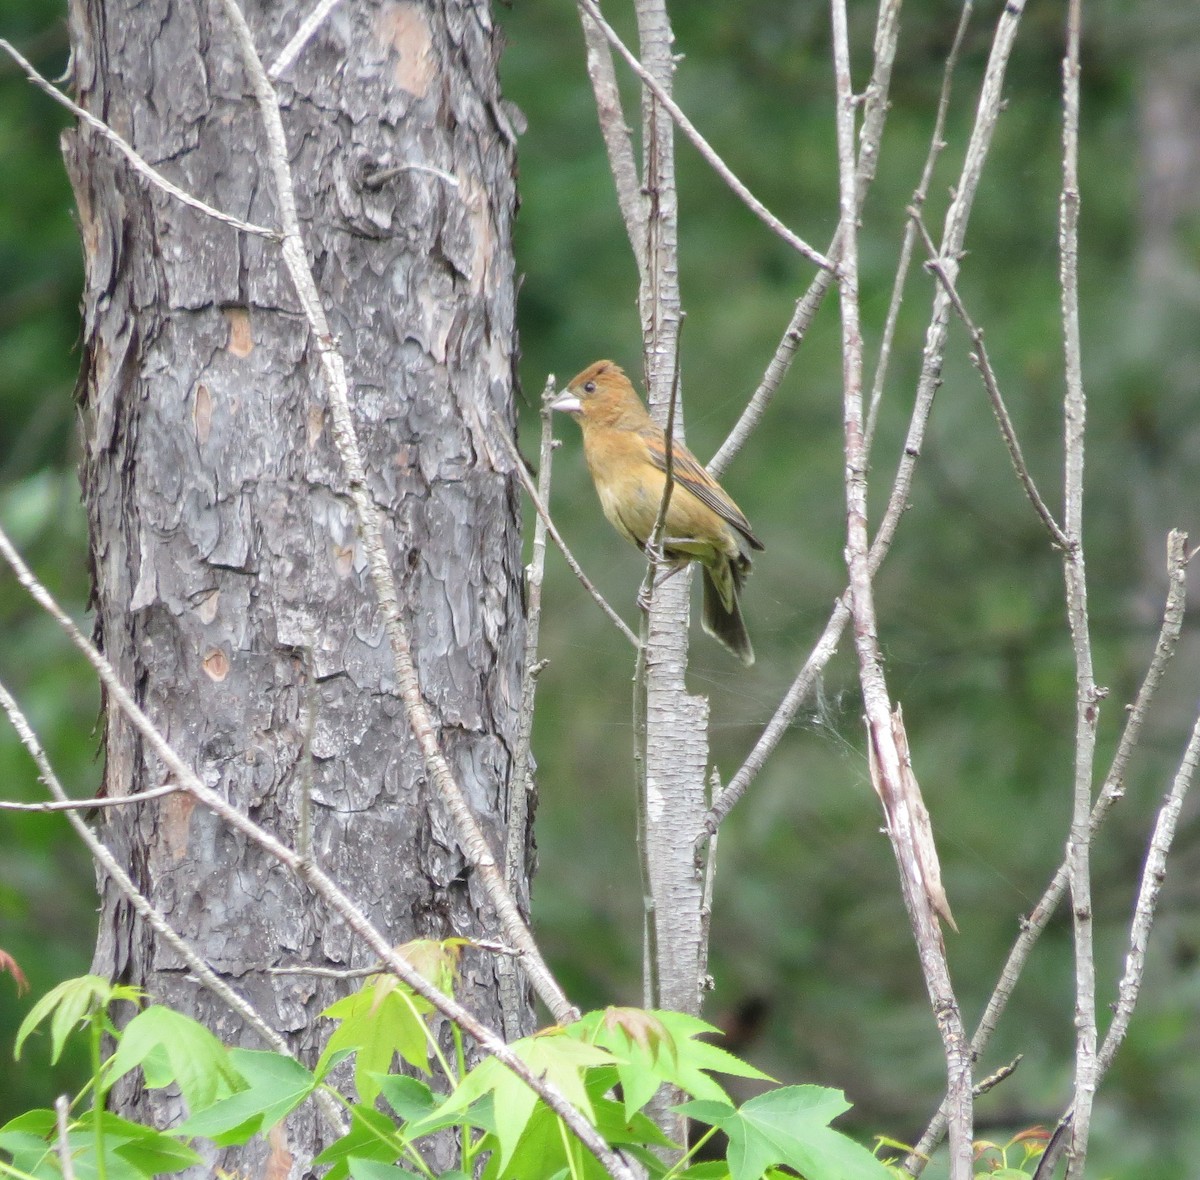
left=550, top=360, right=763, bottom=665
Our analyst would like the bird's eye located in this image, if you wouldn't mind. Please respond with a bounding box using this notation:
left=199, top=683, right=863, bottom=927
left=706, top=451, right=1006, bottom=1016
left=583, top=381, right=597, bottom=393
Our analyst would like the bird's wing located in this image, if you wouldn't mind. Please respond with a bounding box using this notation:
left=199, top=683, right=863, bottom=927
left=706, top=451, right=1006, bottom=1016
left=641, top=428, right=764, bottom=550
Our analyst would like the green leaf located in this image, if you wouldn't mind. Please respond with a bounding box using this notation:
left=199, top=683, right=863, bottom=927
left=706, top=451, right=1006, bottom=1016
left=312, top=1105, right=403, bottom=1180
left=176, top=1049, right=316, bottom=1144
left=438, top=1030, right=614, bottom=1172
left=28, top=1112, right=191, bottom=1180
left=477, top=1086, right=667, bottom=1180
left=101, top=1114, right=203, bottom=1175
left=15, top=975, right=135, bottom=1063
left=315, top=1046, right=357, bottom=1082
left=397, top=1089, right=498, bottom=1144
left=348, top=1161, right=422, bottom=1179
left=592, top=1091, right=676, bottom=1150
left=581, top=1067, right=676, bottom=1152
left=375, top=1074, right=438, bottom=1124
left=477, top=1107, right=591, bottom=1180
left=320, top=977, right=433, bottom=1104
left=678, top=1086, right=891, bottom=1180
left=104, top=1006, right=243, bottom=1114
left=0, top=1108, right=57, bottom=1173
left=571, top=1008, right=772, bottom=1119
left=674, top=1164, right=732, bottom=1180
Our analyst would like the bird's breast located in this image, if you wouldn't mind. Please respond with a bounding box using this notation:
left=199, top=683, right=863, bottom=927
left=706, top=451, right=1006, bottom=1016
left=596, top=477, right=658, bottom=548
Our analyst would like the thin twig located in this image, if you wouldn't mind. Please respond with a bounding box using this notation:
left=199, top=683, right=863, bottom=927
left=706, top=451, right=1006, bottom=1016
left=700, top=593, right=850, bottom=839
left=638, top=327, right=683, bottom=612
left=503, top=389, right=555, bottom=882
left=972, top=1055, right=1022, bottom=1098
left=573, top=0, right=832, bottom=272
left=267, top=963, right=380, bottom=980
left=874, top=0, right=1030, bottom=570
left=907, top=531, right=1188, bottom=1171
left=268, top=937, right=522, bottom=980
left=831, top=2, right=972, bottom=1175
left=359, top=162, right=459, bottom=189
left=577, top=5, right=647, bottom=275
left=210, top=0, right=575, bottom=1025
left=493, top=417, right=639, bottom=648
left=864, top=2, right=973, bottom=456
left=499, top=381, right=556, bottom=1038
left=697, top=765, right=719, bottom=992
left=703, top=0, right=1031, bottom=841
left=910, top=208, right=1070, bottom=550
left=710, top=0, right=910, bottom=478
left=1100, top=696, right=1200, bottom=1072
left=0, top=524, right=631, bottom=1180
left=55, top=1095, right=77, bottom=1180
left=1058, top=1, right=1098, bottom=1173
left=701, top=3, right=980, bottom=839
left=0, top=39, right=277, bottom=240
left=0, top=782, right=181, bottom=811
left=268, top=0, right=345, bottom=79
left=1036, top=699, right=1200, bottom=1180
left=0, top=674, right=348, bottom=1138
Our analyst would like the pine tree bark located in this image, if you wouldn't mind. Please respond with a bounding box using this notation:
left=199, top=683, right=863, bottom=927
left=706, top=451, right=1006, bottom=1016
left=62, top=0, right=528, bottom=1173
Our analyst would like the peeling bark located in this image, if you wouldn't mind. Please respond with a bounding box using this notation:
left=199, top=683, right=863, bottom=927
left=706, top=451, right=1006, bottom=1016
left=63, top=0, right=528, bottom=1172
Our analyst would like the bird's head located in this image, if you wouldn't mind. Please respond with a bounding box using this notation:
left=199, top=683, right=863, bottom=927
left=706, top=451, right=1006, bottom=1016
left=549, top=361, right=647, bottom=428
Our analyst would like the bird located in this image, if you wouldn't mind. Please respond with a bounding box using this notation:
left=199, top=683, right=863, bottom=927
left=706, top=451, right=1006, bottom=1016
left=549, top=360, right=763, bottom=665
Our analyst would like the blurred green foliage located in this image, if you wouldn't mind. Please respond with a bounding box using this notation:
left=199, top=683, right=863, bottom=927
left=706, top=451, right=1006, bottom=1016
left=1, top=1, right=1198, bottom=1176
left=0, top=0, right=96, bottom=1123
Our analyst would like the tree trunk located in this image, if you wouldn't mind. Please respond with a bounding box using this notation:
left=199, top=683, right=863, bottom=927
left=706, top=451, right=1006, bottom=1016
left=63, top=0, right=528, bottom=1173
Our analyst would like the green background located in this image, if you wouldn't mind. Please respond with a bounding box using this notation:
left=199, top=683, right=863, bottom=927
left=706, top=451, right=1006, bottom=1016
left=2, top=1, right=1198, bottom=1174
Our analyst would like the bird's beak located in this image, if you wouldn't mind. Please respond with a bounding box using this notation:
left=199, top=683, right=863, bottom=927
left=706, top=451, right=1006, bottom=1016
left=548, top=390, right=582, bottom=415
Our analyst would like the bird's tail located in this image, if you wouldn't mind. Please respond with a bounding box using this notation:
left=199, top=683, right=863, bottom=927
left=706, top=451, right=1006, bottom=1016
left=701, top=565, right=754, bottom=666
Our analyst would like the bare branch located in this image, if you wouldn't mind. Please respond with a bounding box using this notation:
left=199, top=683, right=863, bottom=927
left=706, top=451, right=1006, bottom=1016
left=505, top=389, right=554, bottom=891
left=268, top=0, right=345, bottom=80
left=0, top=39, right=277, bottom=240
left=1034, top=697, right=1200, bottom=1180
left=499, top=382, right=556, bottom=1038
left=0, top=673, right=348, bottom=1138
left=1100, top=692, right=1200, bottom=1072
left=577, top=5, right=648, bottom=272
left=493, top=415, right=639, bottom=648
left=702, top=3, right=989, bottom=838
left=873, top=0, right=1030, bottom=571
left=358, top=162, right=459, bottom=189
left=710, top=0, right=913, bottom=478
left=573, top=0, right=832, bottom=271
left=55, top=1095, right=77, bottom=1180
left=1058, top=1, right=1098, bottom=1172
left=209, top=0, right=576, bottom=1025
left=910, top=208, right=1070, bottom=550
left=708, top=262, right=837, bottom=481
left=0, top=782, right=182, bottom=811
left=701, top=593, right=850, bottom=838
left=907, top=531, right=1188, bottom=1172
left=831, top=2, right=972, bottom=1174
left=864, top=2, right=974, bottom=455
left=972, top=1056, right=1022, bottom=1099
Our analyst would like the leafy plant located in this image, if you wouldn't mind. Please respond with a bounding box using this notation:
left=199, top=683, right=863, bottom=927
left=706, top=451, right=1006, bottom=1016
left=0, top=949, right=894, bottom=1180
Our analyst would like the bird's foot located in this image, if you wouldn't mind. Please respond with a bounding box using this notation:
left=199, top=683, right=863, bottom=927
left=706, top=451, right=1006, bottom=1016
left=638, top=559, right=687, bottom=613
